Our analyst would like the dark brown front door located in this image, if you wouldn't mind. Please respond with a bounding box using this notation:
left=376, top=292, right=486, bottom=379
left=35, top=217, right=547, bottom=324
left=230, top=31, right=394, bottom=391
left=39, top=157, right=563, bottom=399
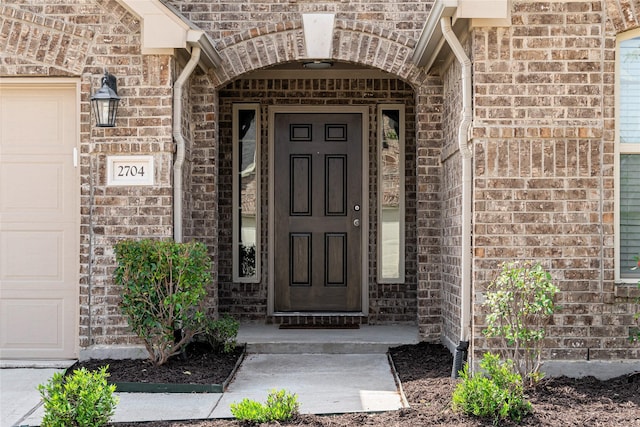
left=274, top=113, right=362, bottom=312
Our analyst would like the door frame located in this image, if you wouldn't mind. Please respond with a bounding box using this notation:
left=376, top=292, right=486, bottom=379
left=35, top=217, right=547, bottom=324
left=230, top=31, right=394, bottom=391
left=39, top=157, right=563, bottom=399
left=267, top=105, right=369, bottom=316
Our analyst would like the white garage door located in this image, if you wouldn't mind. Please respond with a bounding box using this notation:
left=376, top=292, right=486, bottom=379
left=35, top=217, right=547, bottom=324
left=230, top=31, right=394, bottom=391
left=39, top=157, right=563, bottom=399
left=0, top=81, right=79, bottom=359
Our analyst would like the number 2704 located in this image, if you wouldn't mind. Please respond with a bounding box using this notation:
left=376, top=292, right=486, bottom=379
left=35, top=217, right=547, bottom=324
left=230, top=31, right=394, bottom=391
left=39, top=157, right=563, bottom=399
left=117, top=165, right=145, bottom=177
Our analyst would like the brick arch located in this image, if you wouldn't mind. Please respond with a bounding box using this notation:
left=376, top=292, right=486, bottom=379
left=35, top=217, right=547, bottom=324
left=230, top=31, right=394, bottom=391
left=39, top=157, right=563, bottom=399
left=606, top=0, right=640, bottom=33
left=209, top=19, right=432, bottom=89
left=0, top=4, right=95, bottom=76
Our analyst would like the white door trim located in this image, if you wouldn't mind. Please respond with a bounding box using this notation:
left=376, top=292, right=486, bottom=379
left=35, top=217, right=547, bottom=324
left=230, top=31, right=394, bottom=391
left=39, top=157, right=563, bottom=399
left=267, top=105, right=370, bottom=316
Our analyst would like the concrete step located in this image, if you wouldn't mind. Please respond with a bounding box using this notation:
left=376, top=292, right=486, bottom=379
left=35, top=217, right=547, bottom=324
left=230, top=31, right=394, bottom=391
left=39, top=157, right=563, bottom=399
left=237, top=324, right=419, bottom=354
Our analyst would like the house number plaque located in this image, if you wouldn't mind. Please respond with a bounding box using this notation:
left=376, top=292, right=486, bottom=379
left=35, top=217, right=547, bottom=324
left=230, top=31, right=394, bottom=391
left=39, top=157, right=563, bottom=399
left=107, top=155, right=154, bottom=186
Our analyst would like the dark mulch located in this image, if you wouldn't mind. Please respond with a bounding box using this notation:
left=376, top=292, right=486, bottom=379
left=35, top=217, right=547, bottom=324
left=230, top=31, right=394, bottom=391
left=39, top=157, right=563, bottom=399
left=93, top=342, right=640, bottom=426
left=73, top=342, right=243, bottom=385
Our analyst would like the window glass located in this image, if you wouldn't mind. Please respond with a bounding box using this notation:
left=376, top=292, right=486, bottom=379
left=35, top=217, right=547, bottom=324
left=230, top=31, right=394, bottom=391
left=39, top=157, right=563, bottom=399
left=620, top=154, right=640, bottom=279
left=620, top=36, right=640, bottom=144
left=233, top=105, right=260, bottom=282
left=378, top=106, right=405, bottom=282
left=617, top=31, right=640, bottom=282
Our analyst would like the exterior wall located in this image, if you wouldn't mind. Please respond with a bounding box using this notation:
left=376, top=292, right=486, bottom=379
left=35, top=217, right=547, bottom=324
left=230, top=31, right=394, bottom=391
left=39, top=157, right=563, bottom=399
left=213, top=76, right=417, bottom=324
left=171, top=0, right=431, bottom=42
left=1, top=1, right=177, bottom=348
left=441, top=53, right=467, bottom=349
left=7, top=0, right=637, bottom=363
left=2, top=0, right=449, bottom=349
left=471, top=0, right=639, bottom=361
left=183, top=73, right=220, bottom=316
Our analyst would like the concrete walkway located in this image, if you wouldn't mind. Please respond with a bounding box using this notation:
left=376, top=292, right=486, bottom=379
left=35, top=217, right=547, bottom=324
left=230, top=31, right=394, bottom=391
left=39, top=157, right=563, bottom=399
left=1, top=324, right=418, bottom=426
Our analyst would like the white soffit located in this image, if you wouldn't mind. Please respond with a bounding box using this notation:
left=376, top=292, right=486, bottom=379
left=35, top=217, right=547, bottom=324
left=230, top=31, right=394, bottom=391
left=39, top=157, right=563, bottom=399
left=457, top=0, right=510, bottom=20
left=412, top=0, right=510, bottom=70
left=302, top=14, right=336, bottom=59
left=117, top=0, right=221, bottom=68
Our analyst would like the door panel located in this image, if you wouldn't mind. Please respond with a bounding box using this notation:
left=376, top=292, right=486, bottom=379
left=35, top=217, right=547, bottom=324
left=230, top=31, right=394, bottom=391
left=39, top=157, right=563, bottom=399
left=0, top=83, right=79, bottom=359
left=274, top=113, right=362, bottom=312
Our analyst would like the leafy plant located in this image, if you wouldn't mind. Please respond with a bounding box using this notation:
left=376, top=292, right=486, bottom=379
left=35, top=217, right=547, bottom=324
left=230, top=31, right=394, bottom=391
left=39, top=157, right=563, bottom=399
left=230, top=389, right=299, bottom=424
left=452, top=352, right=531, bottom=424
left=113, top=239, right=212, bottom=366
left=483, top=260, right=559, bottom=386
left=201, top=315, right=240, bottom=353
left=38, top=366, right=118, bottom=427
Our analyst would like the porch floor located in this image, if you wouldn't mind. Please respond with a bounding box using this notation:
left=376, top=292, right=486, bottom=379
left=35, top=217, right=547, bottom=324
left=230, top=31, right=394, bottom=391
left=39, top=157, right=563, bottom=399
left=237, top=323, right=420, bottom=354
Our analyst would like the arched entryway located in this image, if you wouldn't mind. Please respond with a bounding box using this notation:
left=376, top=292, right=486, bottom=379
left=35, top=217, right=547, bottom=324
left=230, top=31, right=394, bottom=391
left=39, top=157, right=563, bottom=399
left=183, top=21, right=445, bottom=337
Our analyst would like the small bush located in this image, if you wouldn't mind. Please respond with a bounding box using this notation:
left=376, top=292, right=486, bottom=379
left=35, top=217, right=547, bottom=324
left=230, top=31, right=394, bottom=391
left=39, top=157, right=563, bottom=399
left=483, top=260, right=559, bottom=385
left=201, top=315, right=240, bottom=353
left=113, top=239, right=212, bottom=366
left=38, top=366, right=118, bottom=427
left=452, top=353, right=531, bottom=424
left=230, top=389, right=299, bottom=424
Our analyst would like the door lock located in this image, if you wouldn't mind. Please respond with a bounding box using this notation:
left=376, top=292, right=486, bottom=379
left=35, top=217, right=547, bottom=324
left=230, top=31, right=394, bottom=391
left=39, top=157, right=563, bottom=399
left=354, top=204, right=360, bottom=211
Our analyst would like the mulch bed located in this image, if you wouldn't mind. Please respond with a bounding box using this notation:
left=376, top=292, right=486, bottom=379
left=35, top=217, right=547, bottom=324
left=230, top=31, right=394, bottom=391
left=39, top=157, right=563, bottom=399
left=81, top=342, right=640, bottom=426
left=73, top=342, right=243, bottom=385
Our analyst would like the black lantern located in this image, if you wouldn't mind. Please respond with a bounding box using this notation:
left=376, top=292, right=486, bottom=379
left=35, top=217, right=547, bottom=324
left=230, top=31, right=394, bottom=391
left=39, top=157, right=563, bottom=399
left=91, top=70, right=120, bottom=127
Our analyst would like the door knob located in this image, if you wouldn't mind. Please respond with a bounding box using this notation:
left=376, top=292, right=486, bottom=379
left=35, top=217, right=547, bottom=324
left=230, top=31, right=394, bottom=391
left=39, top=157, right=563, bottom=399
left=353, top=219, right=360, bottom=227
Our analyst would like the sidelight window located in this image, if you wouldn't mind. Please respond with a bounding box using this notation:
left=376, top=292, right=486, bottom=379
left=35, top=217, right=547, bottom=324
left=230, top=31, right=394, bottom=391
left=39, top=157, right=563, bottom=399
left=377, top=105, right=405, bottom=283
left=233, top=104, right=261, bottom=282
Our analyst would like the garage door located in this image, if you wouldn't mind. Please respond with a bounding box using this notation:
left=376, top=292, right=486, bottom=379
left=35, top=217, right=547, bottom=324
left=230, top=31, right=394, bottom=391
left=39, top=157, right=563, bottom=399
left=0, top=81, right=79, bottom=359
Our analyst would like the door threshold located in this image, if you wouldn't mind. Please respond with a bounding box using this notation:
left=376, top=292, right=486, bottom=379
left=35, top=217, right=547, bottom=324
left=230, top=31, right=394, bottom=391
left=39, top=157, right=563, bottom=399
left=271, top=312, right=366, bottom=317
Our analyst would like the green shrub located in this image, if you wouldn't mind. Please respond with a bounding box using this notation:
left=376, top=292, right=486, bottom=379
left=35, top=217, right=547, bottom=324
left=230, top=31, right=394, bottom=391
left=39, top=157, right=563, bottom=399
left=230, top=389, right=299, bottom=424
left=483, top=260, right=559, bottom=386
left=452, top=353, right=531, bottom=424
left=201, top=315, right=240, bottom=353
left=38, top=366, right=118, bottom=427
left=113, top=239, right=212, bottom=366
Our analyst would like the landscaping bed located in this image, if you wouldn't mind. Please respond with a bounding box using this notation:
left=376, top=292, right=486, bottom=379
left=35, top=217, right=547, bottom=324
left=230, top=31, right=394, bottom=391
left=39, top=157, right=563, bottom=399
left=72, top=342, right=244, bottom=392
left=104, top=342, right=640, bottom=426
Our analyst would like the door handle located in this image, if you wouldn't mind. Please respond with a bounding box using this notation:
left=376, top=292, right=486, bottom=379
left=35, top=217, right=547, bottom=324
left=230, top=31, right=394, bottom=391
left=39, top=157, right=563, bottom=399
left=353, top=218, right=360, bottom=227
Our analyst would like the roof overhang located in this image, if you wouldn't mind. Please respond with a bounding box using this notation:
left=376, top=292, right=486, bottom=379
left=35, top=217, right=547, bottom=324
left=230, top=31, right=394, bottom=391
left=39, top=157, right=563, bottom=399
left=412, top=0, right=511, bottom=72
left=117, top=0, right=221, bottom=70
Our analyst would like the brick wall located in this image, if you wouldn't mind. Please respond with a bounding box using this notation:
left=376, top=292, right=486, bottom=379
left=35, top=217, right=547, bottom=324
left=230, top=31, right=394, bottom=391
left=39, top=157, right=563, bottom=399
left=13, top=0, right=639, bottom=359
left=1, top=1, right=178, bottom=348
left=471, top=0, right=639, bottom=360
left=441, top=53, right=466, bottom=349
left=172, top=0, right=432, bottom=43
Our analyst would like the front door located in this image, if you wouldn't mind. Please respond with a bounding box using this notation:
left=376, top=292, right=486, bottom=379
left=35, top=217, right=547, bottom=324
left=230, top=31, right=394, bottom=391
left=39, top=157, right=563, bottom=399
left=274, top=113, right=362, bottom=312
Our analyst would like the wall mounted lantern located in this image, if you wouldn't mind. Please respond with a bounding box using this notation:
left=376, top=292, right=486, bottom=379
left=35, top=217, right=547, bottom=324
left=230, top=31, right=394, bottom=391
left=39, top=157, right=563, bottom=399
left=91, top=70, right=120, bottom=127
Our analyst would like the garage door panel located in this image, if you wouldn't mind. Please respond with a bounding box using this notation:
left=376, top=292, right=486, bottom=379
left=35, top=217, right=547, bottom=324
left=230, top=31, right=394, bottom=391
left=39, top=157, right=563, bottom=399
left=0, top=93, right=74, bottom=154
left=0, top=159, right=69, bottom=217
left=0, top=229, right=70, bottom=284
left=0, top=296, right=73, bottom=356
left=0, top=81, right=78, bottom=359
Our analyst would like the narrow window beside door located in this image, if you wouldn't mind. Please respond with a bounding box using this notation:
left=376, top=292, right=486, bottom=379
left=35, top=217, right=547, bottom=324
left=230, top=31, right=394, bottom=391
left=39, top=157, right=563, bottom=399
left=233, top=104, right=261, bottom=282
left=378, top=105, right=405, bottom=283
